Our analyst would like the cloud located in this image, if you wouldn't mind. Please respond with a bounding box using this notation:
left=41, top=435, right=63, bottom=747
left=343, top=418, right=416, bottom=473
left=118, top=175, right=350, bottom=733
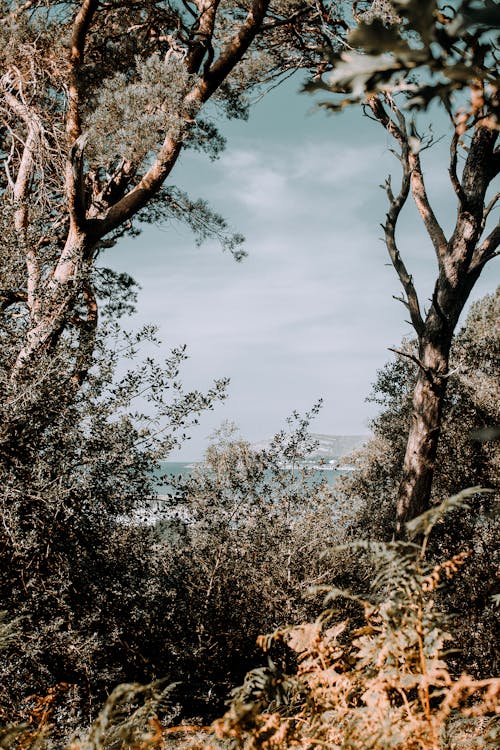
left=105, top=90, right=497, bottom=459
left=213, top=139, right=390, bottom=227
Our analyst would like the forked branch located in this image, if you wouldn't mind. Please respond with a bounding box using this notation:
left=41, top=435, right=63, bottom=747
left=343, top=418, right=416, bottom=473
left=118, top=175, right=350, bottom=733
left=369, top=98, right=424, bottom=338
left=370, top=96, right=448, bottom=265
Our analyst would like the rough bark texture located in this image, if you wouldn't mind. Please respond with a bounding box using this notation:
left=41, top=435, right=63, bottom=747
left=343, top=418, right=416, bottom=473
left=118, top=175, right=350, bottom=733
left=396, top=329, right=451, bottom=533
left=370, top=97, right=499, bottom=536
left=2, top=0, right=271, bottom=398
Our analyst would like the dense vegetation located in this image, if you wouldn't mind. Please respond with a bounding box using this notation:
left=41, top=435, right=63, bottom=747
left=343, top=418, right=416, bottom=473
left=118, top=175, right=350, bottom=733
left=0, top=1, right=498, bottom=748
left=1, top=292, right=498, bottom=747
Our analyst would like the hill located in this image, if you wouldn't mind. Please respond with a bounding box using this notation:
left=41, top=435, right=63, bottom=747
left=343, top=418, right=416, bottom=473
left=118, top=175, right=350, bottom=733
left=252, top=433, right=368, bottom=462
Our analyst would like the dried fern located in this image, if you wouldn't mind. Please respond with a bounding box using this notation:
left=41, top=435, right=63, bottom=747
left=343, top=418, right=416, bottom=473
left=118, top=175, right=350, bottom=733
left=211, top=492, right=500, bottom=749
left=70, top=681, right=179, bottom=750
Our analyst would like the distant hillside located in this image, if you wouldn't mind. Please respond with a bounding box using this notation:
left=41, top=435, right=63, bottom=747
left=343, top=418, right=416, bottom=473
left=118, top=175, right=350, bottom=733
left=308, top=434, right=368, bottom=461
left=252, top=433, right=368, bottom=461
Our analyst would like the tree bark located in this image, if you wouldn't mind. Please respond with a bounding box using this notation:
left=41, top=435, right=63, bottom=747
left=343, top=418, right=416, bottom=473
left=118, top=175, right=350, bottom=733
left=369, top=97, right=499, bottom=537
left=395, top=330, right=451, bottom=535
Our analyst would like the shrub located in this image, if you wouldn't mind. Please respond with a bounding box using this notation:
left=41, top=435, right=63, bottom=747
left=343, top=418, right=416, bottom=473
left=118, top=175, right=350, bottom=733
left=209, top=491, right=500, bottom=750
left=332, top=292, right=499, bottom=676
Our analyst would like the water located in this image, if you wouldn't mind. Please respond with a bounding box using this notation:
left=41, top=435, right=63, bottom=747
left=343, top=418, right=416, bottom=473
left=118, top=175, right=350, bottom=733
left=151, top=461, right=198, bottom=492
left=152, top=461, right=352, bottom=492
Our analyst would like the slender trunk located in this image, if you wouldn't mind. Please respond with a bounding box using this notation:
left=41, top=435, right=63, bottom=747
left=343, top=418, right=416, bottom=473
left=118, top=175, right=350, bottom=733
left=10, top=229, right=91, bottom=383
left=396, top=335, right=451, bottom=536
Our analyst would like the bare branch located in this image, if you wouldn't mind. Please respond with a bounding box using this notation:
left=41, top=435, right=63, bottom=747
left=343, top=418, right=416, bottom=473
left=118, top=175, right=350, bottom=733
left=470, top=221, right=500, bottom=271
left=408, top=150, right=448, bottom=263
left=388, top=347, right=432, bottom=380
left=369, top=97, right=425, bottom=338
left=370, top=96, right=448, bottom=264
left=481, top=192, right=499, bottom=232
left=448, top=129, right=467, bottom=204
left=196, top=0, right=270, bottom=101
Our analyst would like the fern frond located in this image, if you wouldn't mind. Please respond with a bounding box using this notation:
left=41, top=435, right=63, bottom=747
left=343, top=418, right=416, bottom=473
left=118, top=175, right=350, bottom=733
left=405, top=487, right=486, bottom=540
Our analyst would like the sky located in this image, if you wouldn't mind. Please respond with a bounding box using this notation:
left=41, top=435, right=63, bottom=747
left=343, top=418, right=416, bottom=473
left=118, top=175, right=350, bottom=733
left=105, top=78, right=498, bottom=460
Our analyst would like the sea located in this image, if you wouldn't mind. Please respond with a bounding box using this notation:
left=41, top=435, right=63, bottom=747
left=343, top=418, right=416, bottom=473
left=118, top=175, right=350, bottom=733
left=153, top=460, right=352, bottom=492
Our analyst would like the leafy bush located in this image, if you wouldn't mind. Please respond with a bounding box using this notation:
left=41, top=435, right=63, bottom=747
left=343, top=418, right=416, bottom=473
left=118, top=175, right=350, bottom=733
left=0, top=309, right=228, bottom=732
left=0, top=344, right=343, bottom=740
left=155, top=408, right=346, bottom=715
left=208, top=491, right=500, bottom=750
left=332, top=292, right=499, bottom=676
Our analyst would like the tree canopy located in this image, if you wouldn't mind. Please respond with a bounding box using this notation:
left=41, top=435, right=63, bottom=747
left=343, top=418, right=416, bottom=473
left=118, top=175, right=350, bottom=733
left=0, top=0, right=353, bottom=460
left=306, top=0, right=499, bottom=532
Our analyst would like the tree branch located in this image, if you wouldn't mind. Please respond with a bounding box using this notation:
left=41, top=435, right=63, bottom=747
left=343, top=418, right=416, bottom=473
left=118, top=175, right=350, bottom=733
left=65, top=0, right=99, bottom=232
left=67, top=0, right=100, bottom=141
left=408, top=147, right=448, bottom=264
left=388, top=347, right=433, bottom=380
left=196, top=0, right=270, bottom=101
left=369, top=97, right=425, bottom=338
left=448, top=129, right=467, bottom=205
left=70, top=280, right=98, bottom=387
left=454, top=125, right=499, bottom=274
left=2, top=81, right=42, bottom=320
left=482, top=192, right=499, bottom=231
left=370, top=96, right=448, bottom=264
left=185, top=0, right=219, bottom=75
left=96, top=0, right=271, bottom=238
left=470, top=221, right=500, bottom=271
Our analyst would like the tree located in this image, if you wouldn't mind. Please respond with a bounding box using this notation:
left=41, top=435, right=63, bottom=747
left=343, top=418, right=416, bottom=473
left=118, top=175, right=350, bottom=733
left=0, top=304, right=231, bottom=728
left=334, top=290, right=499, bottom=675
left=0, top=0, right=349, bottom=458
left=308, top=0, right=499, bottom=533
left=212, top=491, right=500, bottom=750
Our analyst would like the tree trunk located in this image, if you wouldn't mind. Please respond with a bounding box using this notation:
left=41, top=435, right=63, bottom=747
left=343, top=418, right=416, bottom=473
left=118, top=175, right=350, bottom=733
left=10, top=238, right=90, bottom=386
left=395, top=334, right=451, bottom=536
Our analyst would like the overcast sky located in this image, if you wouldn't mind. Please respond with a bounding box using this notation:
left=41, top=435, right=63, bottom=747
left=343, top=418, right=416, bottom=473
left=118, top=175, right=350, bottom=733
left=105, top=79, right=498, bottom=460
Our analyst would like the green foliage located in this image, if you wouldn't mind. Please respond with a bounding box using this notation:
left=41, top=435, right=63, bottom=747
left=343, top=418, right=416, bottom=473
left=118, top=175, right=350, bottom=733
left=0, top=376, right=342, bottom=740
left=332, top=291, right=499, bottom=676
left=134, top=187, right=246, bottom=261
left=210, top=492, right=500, bottom=750
left=0, top=302, right=228, bottom=733
left=73, top=681, right=180, bottom=750
left=156, top=404, right=343, bottom=711
left=306, top=0, right=500, bottom=116
left=87, top=55, right=193, bottom=166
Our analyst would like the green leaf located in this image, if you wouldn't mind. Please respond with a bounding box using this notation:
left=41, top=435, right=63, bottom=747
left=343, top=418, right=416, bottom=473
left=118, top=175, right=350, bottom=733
left=324, top=52, right=403, bottom=97
left=348, top=19, right=414, bottom=57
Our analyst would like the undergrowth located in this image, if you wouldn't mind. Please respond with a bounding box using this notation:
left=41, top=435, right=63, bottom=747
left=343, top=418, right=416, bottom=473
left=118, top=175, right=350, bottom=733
left=1, top=489, right=498, bottom=749
left=203, top=489, right=499, bottom=750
